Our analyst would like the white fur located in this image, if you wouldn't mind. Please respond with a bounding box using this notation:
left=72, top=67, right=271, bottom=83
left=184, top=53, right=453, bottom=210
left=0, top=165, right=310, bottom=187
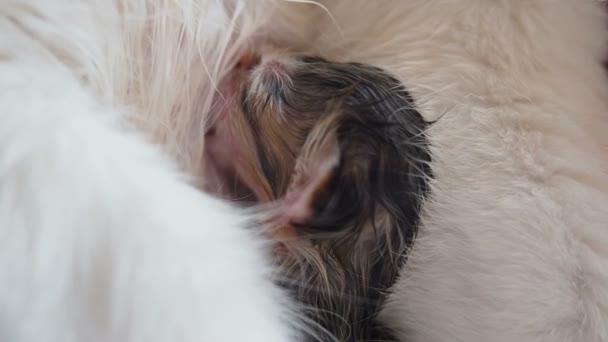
left=1, top=0, right=607, bottom=342
left=0, top=1, right=296, bottom=341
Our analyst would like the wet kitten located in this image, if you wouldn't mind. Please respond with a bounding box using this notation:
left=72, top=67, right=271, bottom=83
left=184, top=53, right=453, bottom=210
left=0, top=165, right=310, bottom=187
left=205, top=53, right=432, bottom=341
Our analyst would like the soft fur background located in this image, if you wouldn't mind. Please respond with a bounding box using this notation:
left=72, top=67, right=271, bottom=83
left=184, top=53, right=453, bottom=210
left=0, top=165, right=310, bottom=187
left=1, top=1, right=607, bottom=341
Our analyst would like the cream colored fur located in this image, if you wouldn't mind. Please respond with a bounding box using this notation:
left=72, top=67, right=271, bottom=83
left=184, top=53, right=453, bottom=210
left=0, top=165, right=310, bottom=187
left=0, top=1, right=297, bottom=341
left=1, top=0, right=607, bottom=341
left=273, top=1, right=608, bottom=341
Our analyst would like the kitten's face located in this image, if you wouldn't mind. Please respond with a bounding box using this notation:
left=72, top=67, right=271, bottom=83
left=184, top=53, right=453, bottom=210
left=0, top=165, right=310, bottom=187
left=206, top=55, right=341, bottom=207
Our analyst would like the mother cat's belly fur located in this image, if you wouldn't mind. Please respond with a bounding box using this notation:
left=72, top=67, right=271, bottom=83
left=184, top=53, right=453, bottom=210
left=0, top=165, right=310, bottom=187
left=250, top=1, right=608, bottom=341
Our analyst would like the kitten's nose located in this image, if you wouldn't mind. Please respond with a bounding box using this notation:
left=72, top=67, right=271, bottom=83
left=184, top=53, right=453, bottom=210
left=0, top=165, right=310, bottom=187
left=235, top=52, right=260, bottom=70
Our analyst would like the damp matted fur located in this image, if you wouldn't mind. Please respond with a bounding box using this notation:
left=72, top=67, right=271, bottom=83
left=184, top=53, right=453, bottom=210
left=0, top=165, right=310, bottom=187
left=214, top=55, right=433, bottom=340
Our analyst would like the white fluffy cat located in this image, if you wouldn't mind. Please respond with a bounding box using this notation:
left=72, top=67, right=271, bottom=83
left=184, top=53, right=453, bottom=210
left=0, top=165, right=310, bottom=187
left=1, top=1, right=607, bottom=342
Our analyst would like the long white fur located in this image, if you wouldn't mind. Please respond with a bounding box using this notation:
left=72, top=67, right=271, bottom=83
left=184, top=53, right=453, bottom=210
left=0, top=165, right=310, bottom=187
left=1, top=0, right=607, bottom=342
left=0, top=1, right=296, bottom=341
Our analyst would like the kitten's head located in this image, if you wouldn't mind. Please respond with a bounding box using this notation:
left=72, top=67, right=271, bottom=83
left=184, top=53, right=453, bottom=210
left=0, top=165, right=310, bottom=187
left=205, top=53, right=433, bottom=340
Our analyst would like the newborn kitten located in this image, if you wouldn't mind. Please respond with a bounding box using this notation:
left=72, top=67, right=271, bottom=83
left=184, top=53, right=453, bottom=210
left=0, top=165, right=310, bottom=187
left=205, top=53, right=433, bottom=341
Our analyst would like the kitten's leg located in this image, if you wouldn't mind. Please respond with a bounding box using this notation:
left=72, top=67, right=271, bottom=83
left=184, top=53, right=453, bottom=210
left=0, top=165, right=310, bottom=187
left=0, top=6, right=296, bottom=342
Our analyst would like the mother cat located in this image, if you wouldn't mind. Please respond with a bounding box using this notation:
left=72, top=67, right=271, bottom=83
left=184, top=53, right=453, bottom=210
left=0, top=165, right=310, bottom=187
left=1, top=1, right=607, bottom=342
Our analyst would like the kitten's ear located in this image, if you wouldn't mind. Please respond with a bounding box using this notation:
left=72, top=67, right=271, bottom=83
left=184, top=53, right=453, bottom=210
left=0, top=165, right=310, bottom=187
left=281, top=129, right=340, bottom=226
